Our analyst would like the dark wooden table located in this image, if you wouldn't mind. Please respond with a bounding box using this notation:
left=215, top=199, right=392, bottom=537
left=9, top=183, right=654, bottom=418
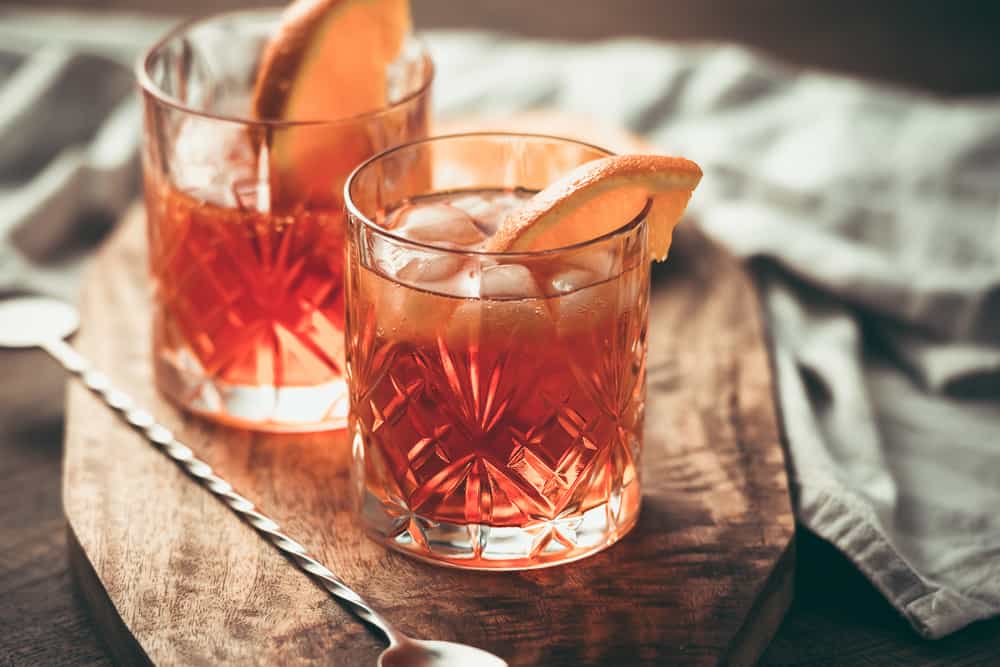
left=4, top=1, right=1000, bottom=665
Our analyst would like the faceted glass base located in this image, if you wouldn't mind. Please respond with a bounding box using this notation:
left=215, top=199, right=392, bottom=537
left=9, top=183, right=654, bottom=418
left=362, top=482, right=641, bottom=570
left=155, top=350, right=348, bottom=432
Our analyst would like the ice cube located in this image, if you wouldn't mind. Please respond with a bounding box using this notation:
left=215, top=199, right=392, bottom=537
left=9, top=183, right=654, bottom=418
left=548, top=268, right=598, bottom=295
left=172, top=118, right=256, bottom=206
left=550, top=279, right=616, bottom=334
left=371, top=235, right=413, bottom=277
left=391, top=253, right=479, bottom=299
left=391, top=203, right=487, bottom=247
left=449, top=192, right=529, bottom=236
left=447, top=195, right=490, bottom=216
left=447, top=295, right=555, bottom=348
left=398, top=255, right=467, bottom=283
left=439, top=265, right=481, bottom=299
left=567, top=248, right=619, bottom=282
left=357, top=257, right=460, bottom=345
left=481, top=263, right=540, bottom=299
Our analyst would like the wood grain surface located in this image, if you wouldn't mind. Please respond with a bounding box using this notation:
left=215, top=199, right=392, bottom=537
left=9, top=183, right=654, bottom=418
left=61, top=118, right=795, bottom=665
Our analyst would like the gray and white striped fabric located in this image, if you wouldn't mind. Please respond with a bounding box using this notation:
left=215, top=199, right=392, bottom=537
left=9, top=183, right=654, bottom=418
left=0, top=11, right=169, bottom=299
left=3, top=9, right=998, bottom=639
left=429, top=34, right=1000, bottom=639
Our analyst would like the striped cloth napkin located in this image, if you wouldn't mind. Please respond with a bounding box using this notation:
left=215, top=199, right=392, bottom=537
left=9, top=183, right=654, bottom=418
left=3, top=9, right=998, bottom=639
left=431, top=33, right=1000, bottom=639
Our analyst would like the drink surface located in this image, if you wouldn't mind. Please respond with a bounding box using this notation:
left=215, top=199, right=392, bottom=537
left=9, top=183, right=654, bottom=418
left=348, top=188, right=647, bottom=565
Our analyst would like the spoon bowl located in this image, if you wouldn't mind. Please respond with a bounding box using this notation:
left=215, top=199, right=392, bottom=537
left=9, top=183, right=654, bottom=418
left=0, top=296, right=79, bottom=347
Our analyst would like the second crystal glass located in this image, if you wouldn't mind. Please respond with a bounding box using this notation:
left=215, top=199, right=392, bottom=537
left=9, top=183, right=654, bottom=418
left=137, top=10, right=433, bottom=431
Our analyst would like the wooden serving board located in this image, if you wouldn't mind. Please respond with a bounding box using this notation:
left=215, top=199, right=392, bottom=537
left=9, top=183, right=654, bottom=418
left=64, top=115, right=794, bottom=666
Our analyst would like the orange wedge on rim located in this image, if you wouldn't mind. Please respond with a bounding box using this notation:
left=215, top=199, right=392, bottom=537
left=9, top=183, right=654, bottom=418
left=487, top=155, right=702, bottom=260
left=251, top=0, right=413, bottom=205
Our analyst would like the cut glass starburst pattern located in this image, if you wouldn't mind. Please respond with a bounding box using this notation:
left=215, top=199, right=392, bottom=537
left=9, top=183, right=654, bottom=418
left=152, top=187, right=347, bottom=390
left=349, top=232, right=649, bottom=566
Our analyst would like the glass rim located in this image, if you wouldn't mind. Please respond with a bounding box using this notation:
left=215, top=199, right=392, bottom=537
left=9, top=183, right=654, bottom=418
left=135, top=7, right=434, bottom=128
left=344, top=131, right=650, bottom=259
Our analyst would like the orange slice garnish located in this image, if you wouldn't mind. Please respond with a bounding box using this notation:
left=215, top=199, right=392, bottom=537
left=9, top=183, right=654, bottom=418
left=252, top=0, right=411, bottom=121
left=251, top=0, right=412, bottom=205
left=487, top=155, right=702, bottom=260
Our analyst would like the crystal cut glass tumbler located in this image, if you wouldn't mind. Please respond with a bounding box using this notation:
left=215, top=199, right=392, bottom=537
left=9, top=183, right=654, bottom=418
left=138, top=10, right=432, bottom=431
left=344, top=133, right=648, bottom=569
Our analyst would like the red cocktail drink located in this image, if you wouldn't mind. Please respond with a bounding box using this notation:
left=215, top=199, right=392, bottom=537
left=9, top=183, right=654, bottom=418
left=345, top=135, right=649, bottom=568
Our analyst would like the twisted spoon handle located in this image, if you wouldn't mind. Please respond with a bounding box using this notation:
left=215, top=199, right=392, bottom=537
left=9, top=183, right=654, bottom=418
left=44, top=337, right=400, bottom=644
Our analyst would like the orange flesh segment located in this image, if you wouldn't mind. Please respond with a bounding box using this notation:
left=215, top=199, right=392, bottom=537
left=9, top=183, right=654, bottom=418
left=252, top=0, right=411, bottom=121
left=487, top=155, right=702, bottom=261
left=250, top=0, right=412, bottom=205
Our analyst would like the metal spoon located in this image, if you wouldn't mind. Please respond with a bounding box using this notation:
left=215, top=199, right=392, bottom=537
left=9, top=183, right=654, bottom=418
left=0, top=296, right=507, bottom=667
